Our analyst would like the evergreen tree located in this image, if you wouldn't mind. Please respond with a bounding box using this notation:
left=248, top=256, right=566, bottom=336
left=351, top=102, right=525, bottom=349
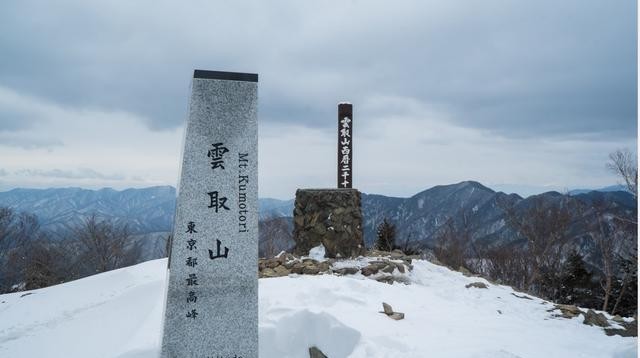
left=611, top=253, right=637, bottom=316
left=375, top=218, right=396, bottom=252
left=558, top=250, right=593, bottom=306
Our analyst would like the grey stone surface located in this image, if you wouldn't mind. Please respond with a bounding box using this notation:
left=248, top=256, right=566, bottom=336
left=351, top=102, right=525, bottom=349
left=293, top=188, right=364, bottom=258
left=583, top=309, right=610, bottom=327
left=465, top=282, right=489, bottom=289
left=160, top=70, right=258, bottom=358
left=309, top=346, right=328, bottom=358
left=382, top=302, right=393, bottom=315
left=554, top=304, right=581, bottom=318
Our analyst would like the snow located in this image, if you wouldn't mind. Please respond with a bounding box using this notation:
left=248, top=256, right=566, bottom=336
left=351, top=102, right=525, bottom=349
left=261, top=310, right=361, bottom=357
left=308, top=244, right=326, bottom=261
left=0, top=259, right=635, bottom=358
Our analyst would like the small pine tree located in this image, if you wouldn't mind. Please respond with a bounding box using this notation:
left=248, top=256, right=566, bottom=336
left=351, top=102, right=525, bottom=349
left=558, top=250, right=593, bottom=306
left=610, top=253, right=637, bottom=316
left=375, top=218, right=396, bottom=252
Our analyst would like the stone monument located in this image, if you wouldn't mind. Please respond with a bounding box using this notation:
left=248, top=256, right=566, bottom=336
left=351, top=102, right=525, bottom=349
left=293, top=103, right=364, bottom=258
left=160, top=69, right=258, bottom=358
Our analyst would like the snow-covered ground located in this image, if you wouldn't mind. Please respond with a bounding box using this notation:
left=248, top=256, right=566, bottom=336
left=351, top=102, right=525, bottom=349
left=0, top=258, right=635, bottom=358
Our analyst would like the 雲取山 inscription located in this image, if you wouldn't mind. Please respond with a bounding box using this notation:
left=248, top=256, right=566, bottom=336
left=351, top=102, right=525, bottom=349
left=337, top=103, right=353, bottom=189
left=160, top=69, right=258, bottom=358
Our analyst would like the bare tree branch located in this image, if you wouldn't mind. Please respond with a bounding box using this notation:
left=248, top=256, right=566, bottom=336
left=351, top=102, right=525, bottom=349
left=607, top=148, right=638, bottom=199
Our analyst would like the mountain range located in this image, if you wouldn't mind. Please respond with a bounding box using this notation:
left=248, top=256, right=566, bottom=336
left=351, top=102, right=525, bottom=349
left=360, top=181, right=635, bottom=250
left=0, top=186, right=177, bottom=236
left=0, top=182, right=634, bottom=258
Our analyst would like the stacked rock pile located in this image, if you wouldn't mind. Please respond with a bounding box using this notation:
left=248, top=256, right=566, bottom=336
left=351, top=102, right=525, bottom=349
left=258, top=249, right=419, bottom=285
left=551, top=304, right=637, bottom=337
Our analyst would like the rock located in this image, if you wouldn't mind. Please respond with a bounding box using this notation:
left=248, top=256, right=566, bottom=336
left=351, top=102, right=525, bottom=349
left=261, top=268, right=277, bottom=278
left=604, top=328, right=635, bottom=337
left=612, top=315, right=624, bottom=323
left=604, top=318, right=637, bottom=337
left=332, top=267, right=360, bottom=275
left=274, top=252, right=295, bottom=263
left=583, top=309, right=610, bottom=327
left=406, top=264, right=414, bottom=271
left=379, top=302, right=405, bottom=320
left=290, top=262, right=305, bottom=274
left=555, top=304, right=581, bottom=318
left=390, top=250, right=405, bottom=259
left=274, top=254, right=286, bottom=264
left=458, top=266, right=473, bottom=276
left=302, top=265, right=320, bottom=275
left=465, top=282, right=488, bottom=289
left=367, top=249, right=391, bottom=257
left=273, top=265, right=289, bottom=277
left=395, top=262, right=406, bottom=274
left=368, top=260, right=386, bottom=265
left=510, top=292, right=533, bottom=300
left=381, top=264, right=396, bottom=273
left=332, top=267, right=360, bottom=276
left=375, top=275, right=395, bottom=284
left=382, top=302, right=394, bottom=315
left=308, top=346, right=328, bottom=358
left=317, top=261, right=331, bottom=272
left=361, top=265, right=380, bottom=276
left=265, top=259, right=281, bottom=269
left=312, top=222, right=327, bottom=235
left=391, top=275, right=411, bottom=285
left=374, top=263, right=389, bottom=271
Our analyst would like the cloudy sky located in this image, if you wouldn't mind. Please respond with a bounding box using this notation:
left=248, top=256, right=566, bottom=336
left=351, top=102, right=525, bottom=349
left=0, top=0, right=636, bottom=199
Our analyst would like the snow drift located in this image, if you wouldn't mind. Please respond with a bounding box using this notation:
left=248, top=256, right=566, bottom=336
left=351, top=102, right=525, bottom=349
left=0, top=258, right=635, bottom=358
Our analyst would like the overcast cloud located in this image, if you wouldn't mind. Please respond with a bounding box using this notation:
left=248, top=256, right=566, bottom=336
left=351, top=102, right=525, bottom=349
left=0, top=0, right=636, bottom=198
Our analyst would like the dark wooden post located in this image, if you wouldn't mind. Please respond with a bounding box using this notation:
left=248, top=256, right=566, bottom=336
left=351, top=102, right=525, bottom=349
left=338, top=103, right=353, bottom=188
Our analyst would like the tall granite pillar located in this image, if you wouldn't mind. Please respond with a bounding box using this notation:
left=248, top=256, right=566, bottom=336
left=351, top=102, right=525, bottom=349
left=160, top=70, right=258, bottom=358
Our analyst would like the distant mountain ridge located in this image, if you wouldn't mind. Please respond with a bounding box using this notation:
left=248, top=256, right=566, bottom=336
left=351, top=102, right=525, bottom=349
left=258, top=198, right=295, bottom=220
left=360, top=181, right=635, bottom=250
left=0, top=186, right=297, bottom=236
left=361, top=181, right=515, bottom=247
left=568, top=184, right=628, bottom=195
left=0, top=183, right=634, bottom=251
left=0, top=186, right=176, bottom=236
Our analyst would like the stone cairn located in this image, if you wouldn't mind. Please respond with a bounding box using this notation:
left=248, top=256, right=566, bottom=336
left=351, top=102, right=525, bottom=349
left=258, top=103, right=421, bottom=285
left=259, top=249, right=419, bottom=285
left=292, top=188, right=365, bottom=258
left=288, top=103, right=366, bottom=262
